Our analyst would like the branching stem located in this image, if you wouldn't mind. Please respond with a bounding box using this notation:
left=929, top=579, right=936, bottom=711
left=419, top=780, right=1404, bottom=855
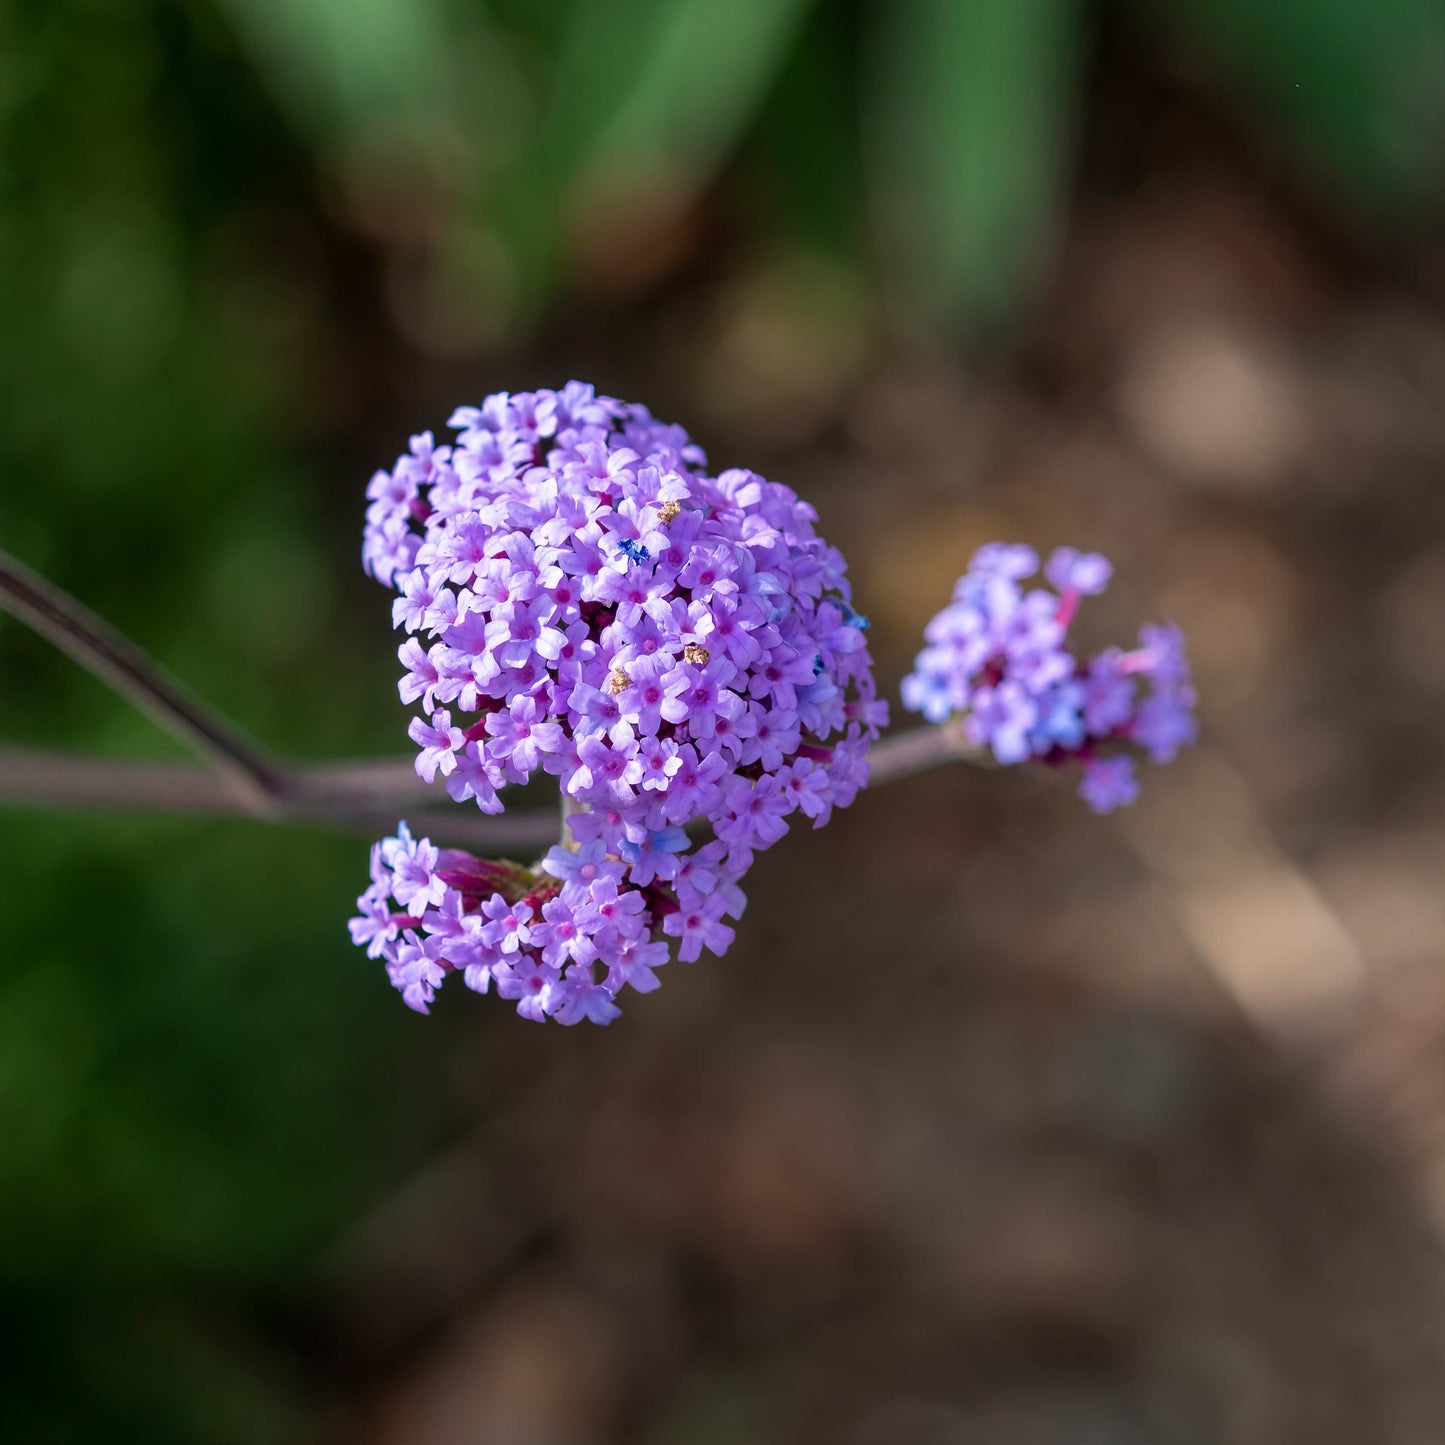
left=868, top=717, right=985, bottom=783
left=0, top=546, right=285, bottom=809
left=0, top=546, right=984, bottom=852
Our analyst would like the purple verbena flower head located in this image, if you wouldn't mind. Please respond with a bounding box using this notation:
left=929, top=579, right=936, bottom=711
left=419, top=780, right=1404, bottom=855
left=351, top=384, right=885, bottom=1022
left=901, top=544, right=1196, bottom=811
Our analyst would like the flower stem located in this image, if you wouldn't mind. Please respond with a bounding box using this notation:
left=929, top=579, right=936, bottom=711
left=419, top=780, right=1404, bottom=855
left=0, top=546, right=286, bottom=809
left=0, top=746, right=556, bottom=850
left=0, top=544, right=991, bottom=850
left=560, top=791, right=587, bottom=851
left=866, top=718, right=985, bottom=784
left=0, top=724, right=987, bottom=848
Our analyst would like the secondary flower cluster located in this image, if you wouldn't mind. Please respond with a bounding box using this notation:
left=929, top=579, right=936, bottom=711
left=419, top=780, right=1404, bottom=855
left=349, top=825, right=748, bottom=1023
left=353, top=383, right=885, bottom=1020
left=901, top=543, right=1196, bottom=811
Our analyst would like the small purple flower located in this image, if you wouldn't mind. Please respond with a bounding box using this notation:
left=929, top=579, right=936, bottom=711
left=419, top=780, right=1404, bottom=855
left=617, top=826, right=689, bottom=887
left=494, top=955, right=560, bottom=1023
left=1132, top=622, right=1191, bottom=688
left=409, top=708, right=465, bottom=783
left=419, top=889, right=486, bottom=964
left=663, top=745, right=727, bottom=824
left=445, top=742, right=504, bottom=813
left=569, top=732, right=643, bottom=801
left=387, top=937, right=449, bottom=1014
left=1045, top=546, right=1112, bottom=597
left=532, top=895, right=596, bottom=968
left=349, top=879, right=402, bottom=960
left=694, top=595, right=761, bottom=668
left=397, top=638, right=442, bottom=709
left=481, top=894, right=534, bottom=954
left=386, top=826, right=447, bottom=917
left=747, top=645, right=814, bottom=714
left=725, top=772, right=790, bottom=842
left=898, top=666, right=955, bottom=726
left=392, top=570, right=435, bottom=632
left=485, top=693, right=564, bottom=775
left=1133, top=690, right=1198, bottom=764
left=742, top=704, right=801, bottom=773
left=778, top=757, right=831, bottom=821
left=604, top=939, right=670, bottom=995
left=1082, top=653, right=1135, bottom=734
left=972, top=542, right=1038, bottom=580
left=573, top=875, right=647, bottom=941
left=1030, top=679, right=1088, bottom=753
left=1080, top=755, right=1140, bottom=813
left=540, top=838, right=618, bottom=889
left=968, top=681, right=1038, bottom=765
left=662, top=892, right=736, bottom=963
left=703, top=691, right=756, bottom=759
left=622, top=654, right=689, bottom=734
left=636, top=733, right=682, bottom=790
left=550, top=965, right=622, bottom=1026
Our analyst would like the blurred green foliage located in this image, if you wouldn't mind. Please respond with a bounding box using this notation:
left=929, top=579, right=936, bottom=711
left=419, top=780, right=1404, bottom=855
left=208, top=0, right=1445, bottom=333
left=2, top=0, right=1443, bottom=1437
left=0, top=1, right=470, bottom=1437
left=1139, top=0, right=1445, bottom=209
left=870, top=0, right=1084, bottom=334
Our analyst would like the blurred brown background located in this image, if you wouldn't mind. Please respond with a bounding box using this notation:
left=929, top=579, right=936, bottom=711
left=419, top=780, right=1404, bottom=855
left=5, top=1, right=1445, bottom=1440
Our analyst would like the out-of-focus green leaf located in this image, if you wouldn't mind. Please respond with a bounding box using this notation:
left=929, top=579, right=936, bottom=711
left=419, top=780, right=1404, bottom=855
left=753, top=5, right=864, bottom=262
left=210, top=0, right=457, bottom=142
left=546, top=0, right=817, bottom=202
left=868, top=0, right=1083, bottom=338
left=1141, top=0, right=1445, bottom=210
left=481, top=0, right=815, bottom=310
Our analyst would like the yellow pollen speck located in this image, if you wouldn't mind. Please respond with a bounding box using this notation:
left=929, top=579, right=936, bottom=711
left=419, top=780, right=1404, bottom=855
left=683, top=644, right=710, bottom=666
left=657, top=501, right=682, bottom=522
left=605, top=667, right=631, bottom=695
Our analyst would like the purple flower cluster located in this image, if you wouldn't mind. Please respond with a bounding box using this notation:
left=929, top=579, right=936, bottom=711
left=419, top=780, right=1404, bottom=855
left=900, top=544, right=1196, bottom=811
left=352, top=383, right=885, bottom=1021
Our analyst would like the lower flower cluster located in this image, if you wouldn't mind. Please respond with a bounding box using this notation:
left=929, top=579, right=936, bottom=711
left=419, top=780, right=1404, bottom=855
left=901, top=543, right=1197, bottom=811
left=349, top=824, right=744, bottom=1022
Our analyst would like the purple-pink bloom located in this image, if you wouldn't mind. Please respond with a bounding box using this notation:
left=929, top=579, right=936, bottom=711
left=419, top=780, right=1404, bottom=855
left=550, top=965, right=622, bottom=1026
left=349, top=889, right=401, bottom=960
left=1080, top=755, right=1140, bottom=813
left=1133, top=691, right=1198, bottom=764
left=968, top=680, right=1039, bottom=765
left=485, top=693, right=564, bottom=775
left=573, top=875, right=647, bottom=941
left=409, top=708, right=465, bottom=783
left=663, top=745, right=727, bottom=824
left=778, top=757, right=831, bottom=821
left=481, top=894, right=535, bottom=954
left=662, top=892, right=736, bottom=963
left=1045, top=546, right=1112, bottom=597
left=617, top=827, right=689, bottom=887
left=494, top=954, right=560, bottom=1023
left=445, top=743, right=504, bottom=813
left=532, top=895, right=597, bottom=968
left=354, top=384, right=885, bottom=1021
left=720, top=773, right=791, bottom=849
left=386, top=826, right=446, bottom=916
left=387, top=937, right=449, bottom=1015
left=604, top=939, right=670, bottom=995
